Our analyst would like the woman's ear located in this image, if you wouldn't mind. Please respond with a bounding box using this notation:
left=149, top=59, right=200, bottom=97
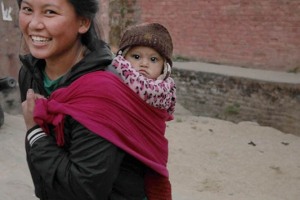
left=78, top=17, right=91, bottom=34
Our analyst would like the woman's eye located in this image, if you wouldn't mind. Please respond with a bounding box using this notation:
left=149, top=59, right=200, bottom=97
left=45, top=10, right=57, bottom=15
left=21, top=6, right=32, bottom=14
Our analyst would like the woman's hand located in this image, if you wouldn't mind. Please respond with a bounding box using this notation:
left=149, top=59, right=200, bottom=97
left=22, top=89, right=45, bottom=130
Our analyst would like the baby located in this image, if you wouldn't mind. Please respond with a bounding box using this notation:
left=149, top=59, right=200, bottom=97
left=112, top=22, right=176, bottom=114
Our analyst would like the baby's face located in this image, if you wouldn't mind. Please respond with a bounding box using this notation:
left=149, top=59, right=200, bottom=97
left=124, top=46, right=164, bottom=79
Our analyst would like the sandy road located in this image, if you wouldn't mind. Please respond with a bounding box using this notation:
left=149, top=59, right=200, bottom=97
left=1, top=104, right=300, bottom=200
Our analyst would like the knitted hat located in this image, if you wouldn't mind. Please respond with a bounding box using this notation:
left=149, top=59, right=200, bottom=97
left=118, top=23, right=173, bottom=67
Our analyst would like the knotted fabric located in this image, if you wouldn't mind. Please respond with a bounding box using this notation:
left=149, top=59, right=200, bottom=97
left=34, top=71, right=172, bottom=199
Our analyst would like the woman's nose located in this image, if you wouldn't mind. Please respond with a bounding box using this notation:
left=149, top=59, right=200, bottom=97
left=29, top=14, right=44, bottom=30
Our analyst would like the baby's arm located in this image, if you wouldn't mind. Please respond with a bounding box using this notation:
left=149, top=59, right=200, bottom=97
left=112, top=55, right=176, bottom=114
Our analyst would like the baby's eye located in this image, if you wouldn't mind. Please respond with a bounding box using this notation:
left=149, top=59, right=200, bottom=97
left=132, top=54, right=140, bottom=60
left=150, top=57, right=158, bottom=63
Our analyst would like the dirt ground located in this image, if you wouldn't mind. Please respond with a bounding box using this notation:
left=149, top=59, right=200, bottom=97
left=0, top=103, right=300, bottom=200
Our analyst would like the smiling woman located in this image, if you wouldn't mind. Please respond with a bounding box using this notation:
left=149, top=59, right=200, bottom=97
left=16, top=0, right=156, bottom=200
left=18, top=0, right=90, bottom=79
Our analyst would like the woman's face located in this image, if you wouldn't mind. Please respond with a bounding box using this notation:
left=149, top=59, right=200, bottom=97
left=18, top=0, right=87, bottom=61
left=124, top=46, right=164, bottom=80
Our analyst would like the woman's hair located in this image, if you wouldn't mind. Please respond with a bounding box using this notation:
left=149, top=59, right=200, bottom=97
left=68, top=0, right=101, bottom=50
left=17, top=0, right=102, bottom=50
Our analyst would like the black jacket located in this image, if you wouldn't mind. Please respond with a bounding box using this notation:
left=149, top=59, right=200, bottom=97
left=18, top=40, right=147, bottom=200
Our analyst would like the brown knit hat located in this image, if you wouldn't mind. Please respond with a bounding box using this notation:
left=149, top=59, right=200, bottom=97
left=118, top=23, right=173, bottom=66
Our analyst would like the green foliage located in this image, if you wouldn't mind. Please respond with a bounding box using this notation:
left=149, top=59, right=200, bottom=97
left=224, top=103, right=240, bottom=115
left=287, top=66, right=300, bottom=73
left=173, top=55, right=193, bottom=62
left=176, top=118, right=183, bottom=123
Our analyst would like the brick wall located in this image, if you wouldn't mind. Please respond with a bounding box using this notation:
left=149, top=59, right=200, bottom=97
left=1, top=0, right=300, bottom=78
left=172, top=66, right=300, bottom=136
left=134, top=0, right=300, bottom=72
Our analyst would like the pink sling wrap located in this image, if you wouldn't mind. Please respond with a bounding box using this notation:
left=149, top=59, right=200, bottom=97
left=34, top=71, right=173, bottom=199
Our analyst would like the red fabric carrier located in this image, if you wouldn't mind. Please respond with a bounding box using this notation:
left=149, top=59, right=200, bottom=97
left=34, top=71, right=173, bottom=199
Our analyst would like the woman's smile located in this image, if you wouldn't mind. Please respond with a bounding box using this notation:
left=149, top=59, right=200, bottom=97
left=31, top=35, right=52, bottom=43
left=30, top=35, right=52, bottom=47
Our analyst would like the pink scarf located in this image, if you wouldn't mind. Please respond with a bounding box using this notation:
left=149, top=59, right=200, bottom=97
left=34, top=71, right=172, bottom=199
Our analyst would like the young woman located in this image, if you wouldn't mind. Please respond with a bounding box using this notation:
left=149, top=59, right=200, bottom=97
left=17, top=0, right=172, bottom=199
